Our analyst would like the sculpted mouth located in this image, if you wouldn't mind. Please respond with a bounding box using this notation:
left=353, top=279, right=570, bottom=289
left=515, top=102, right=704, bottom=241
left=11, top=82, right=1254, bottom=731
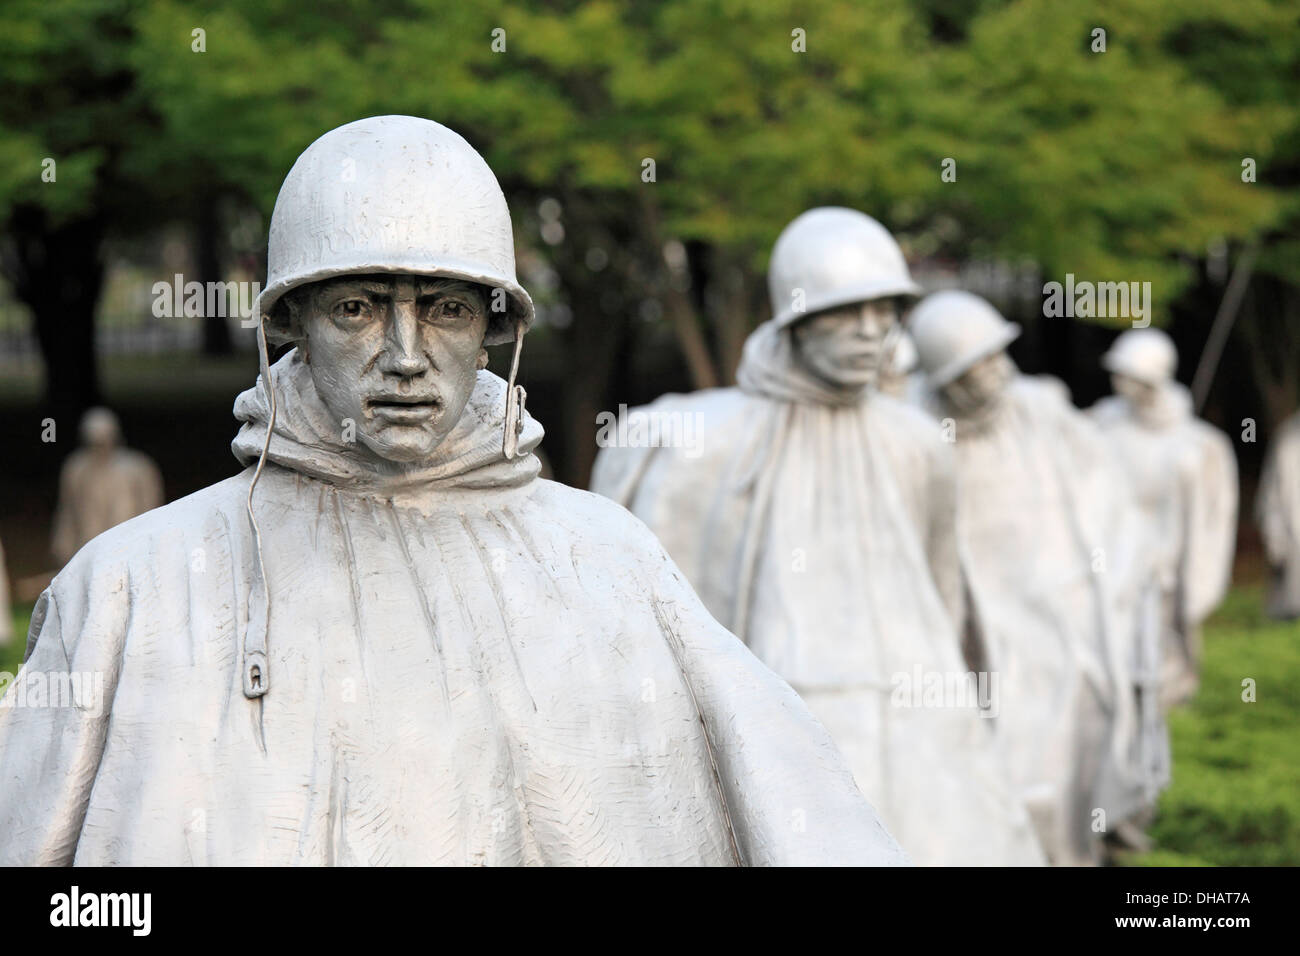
left=366, top=396, right=442, bottom=422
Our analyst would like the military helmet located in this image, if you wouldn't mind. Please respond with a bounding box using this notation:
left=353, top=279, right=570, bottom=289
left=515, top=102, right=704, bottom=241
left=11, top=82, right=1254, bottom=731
left=1102, top=328, right=1177, bottom=385
left=909, top=290, right=1022, bottom=386
left=767, top=207, right=921, bottom=330
left=256, top=115, right=533, bottom=346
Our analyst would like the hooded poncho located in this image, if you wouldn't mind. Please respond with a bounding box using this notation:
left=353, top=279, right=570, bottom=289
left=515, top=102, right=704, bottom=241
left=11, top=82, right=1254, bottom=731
left=0, top=350, right=906, bottom=866
left=590, top=321, right=1045, bottom=866
left=927, top=375, right=1143, bottom=865
left=1257, top=412, right=1300, bottom=620
left=1090, top=383, right=1238, bottom=707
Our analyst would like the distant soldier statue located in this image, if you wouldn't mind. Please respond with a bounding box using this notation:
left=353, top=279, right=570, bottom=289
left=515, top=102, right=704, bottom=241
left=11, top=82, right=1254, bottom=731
left=910, top=290, right=1143, bottom=865
left=51, top=407, right=164, bottom=565
left=0, top=117, right=904, bottom=866
left=592, top=208, right=1044, bottom=866
left=1090, top=328, right=1238, bottom=708
left=1257, top=411, right=1300, bottom=620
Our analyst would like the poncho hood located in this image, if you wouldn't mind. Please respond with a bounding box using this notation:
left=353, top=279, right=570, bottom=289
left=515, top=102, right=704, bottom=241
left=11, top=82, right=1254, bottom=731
left=1126, top=381, right=1194, bottom=430
left=231, top=349, right=544, bottom=493
left=735, top=319, right=869, bottom=407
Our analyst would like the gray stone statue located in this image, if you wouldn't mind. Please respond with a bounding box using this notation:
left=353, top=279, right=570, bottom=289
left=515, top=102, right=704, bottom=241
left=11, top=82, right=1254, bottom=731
left=910, top=290, right=1144, bottom=865
left=878, top=328, right=925, bottom=403
left=0, top=117, right=908, bottom=867
left=1257, top=411, right=1300, bottom=620
left=1090, top=328, right=1238, bottom=709
left=51, top=407, right=164, bottom=565
left=591, top=208, right=1044, bottom=866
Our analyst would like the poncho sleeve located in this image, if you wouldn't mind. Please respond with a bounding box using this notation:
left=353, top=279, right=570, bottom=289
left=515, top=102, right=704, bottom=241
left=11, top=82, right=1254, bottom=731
left=0, top=563, right=125, bottom=865
left=636, top=526, right=909, bottom=866
left=1179, top=426, right=1238, bottom=626
left=923, top=430, right=966, bottom=636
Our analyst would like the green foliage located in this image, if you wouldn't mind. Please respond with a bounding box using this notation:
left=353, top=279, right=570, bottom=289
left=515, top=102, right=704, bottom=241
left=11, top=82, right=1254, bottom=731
left=1124, top=585, right=1300, bottom=866
left=1, top=604, right=30, bottom=678
left=2, top=0, right=1294, bottom=289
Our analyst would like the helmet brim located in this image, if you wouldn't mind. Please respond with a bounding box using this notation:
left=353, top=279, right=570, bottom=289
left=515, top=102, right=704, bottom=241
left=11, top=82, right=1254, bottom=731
left=925, top=323, right=1022, bottom=387
left=256, top=261, right=535, bottom=347
left=771, top=276, right=923, bottom=330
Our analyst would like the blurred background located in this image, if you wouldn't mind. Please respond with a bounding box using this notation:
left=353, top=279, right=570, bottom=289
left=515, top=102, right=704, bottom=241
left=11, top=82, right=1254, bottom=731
left=1, top=0, right=1297, bottom=863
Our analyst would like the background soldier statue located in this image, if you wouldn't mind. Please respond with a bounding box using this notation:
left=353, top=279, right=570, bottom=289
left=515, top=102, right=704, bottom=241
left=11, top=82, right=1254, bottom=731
left=1091, top=328, right=1238, bottom=708
left=910, top=290, right=1144, bottom=865
left=592, top=208, right=1044, bottom=866
left=50, top=407, right=164, bottom=565
left=0, top=117, right=905, bottom=867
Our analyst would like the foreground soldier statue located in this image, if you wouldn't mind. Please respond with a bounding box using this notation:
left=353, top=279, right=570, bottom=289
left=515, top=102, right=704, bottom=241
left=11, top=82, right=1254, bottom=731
left=591, top=209, right=1044, bottom=866
left=0, top=117, right=906, bottom=866
left=910, top=290, right=1143, bottom=865
left=51, top=407, right=164, bottom=565
left=1257, top=411, right=1300, bottom=620
left=1090, top=329, right=1238, bottom=708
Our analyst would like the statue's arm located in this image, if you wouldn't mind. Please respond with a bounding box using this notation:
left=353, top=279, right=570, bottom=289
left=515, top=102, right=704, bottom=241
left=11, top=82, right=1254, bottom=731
left=1180, top=432, right=1238, bottom=625
left=925, top=439, right=967, bottom=635
left=0, top=586, right=117, bottom=866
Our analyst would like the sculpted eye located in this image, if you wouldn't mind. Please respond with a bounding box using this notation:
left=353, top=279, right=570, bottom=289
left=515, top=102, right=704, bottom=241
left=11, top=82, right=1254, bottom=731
left=331, top=298, right=372, bottom=323
left=429, top=298, right=474, bottom=322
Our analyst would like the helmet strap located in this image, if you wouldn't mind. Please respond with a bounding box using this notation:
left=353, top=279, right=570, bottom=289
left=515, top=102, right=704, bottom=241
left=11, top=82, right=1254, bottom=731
left=503, top=318, right=527, bottom=459
left=243, top=312, right=277, bottom=700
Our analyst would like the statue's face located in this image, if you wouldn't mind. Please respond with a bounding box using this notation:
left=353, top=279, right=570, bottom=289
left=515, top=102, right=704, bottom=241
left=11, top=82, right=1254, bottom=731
left=942, top=350, right=1014, bottom=414
left=295, top=274, right=489, bottom=463
left=1112, top=373, right=1159, bottom=410
left=792, top=298, right=899, bottom=389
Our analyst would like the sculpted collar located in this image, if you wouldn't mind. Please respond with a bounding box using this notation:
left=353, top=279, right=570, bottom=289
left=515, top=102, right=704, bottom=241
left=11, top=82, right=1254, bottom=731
left=231, top=349, right=544, bottom=493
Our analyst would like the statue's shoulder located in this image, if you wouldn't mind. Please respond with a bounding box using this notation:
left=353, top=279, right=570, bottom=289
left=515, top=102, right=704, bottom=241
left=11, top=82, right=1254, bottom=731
left=518, top=477, right=675, bottom=560
left=621, top=386, right=758, bottom=429
left=869, top=391, right=949, bottom=455
left=33, top=472, right=256, bottom=661
left=58, top=471, right=253, bottom=576
left=872, top=389, right=940, bottom=430
left=1088, top=394, right=1127, bottom=425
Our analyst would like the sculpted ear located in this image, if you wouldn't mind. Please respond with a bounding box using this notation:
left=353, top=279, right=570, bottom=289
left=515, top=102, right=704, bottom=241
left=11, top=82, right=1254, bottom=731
left=267, top=284, right=313, bottom=348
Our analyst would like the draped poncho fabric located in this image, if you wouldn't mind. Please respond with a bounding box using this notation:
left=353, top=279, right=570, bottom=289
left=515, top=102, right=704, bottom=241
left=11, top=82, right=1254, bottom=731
left=590, top=320, right=1045, bottom=866
left=1090, top=384, right=1238, bottom=707
left=932, top=376, right=1143, bottom=865
left=0, top=350, right=906, bottom=867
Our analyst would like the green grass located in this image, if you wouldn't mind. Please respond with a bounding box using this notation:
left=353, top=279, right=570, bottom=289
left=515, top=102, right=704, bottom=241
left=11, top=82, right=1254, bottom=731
left=4, top=586, right=1298, bottom=865
left=1, top=602, right=29, bottom=677
left=1123, top=584, right=1300, bottom=866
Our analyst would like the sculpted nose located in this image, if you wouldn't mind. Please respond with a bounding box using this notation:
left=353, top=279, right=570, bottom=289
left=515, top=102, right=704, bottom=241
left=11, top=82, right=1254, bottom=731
left=380, top=301, right=430, bottom=377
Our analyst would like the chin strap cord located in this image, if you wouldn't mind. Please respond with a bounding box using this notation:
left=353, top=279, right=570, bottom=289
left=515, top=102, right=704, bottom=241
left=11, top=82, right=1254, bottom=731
left=243, top=311, right=277, bottom=699
left=502, top=318, right=527, bottom=459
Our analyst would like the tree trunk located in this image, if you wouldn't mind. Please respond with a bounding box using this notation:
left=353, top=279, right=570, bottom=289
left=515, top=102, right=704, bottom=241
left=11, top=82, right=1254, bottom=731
left=196, top=193, right=233, bottom=356
left=5, top=207, right=104, bottom=428
left=638, top=194, right=719, bottom=391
